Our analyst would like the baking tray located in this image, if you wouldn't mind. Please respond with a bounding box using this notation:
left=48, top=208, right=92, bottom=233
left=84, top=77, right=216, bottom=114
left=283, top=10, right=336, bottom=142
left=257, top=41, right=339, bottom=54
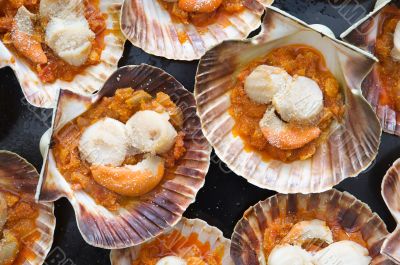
left=0, top=0, right=399, bottom=263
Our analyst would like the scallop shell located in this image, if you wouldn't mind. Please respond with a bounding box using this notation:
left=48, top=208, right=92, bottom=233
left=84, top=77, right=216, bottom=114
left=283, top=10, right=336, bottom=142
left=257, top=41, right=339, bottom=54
left=194, top=6, right=381, bottom=193
left=341, top=0, right=400, bottom=136
left=110, top=217, right=233, bottom=265
left=231, top=189, right=394, bottom=265
left=0, top=150, right=55, bottom=265
left=381, top=158, right=400, bottom=263
left=0, top=0, right=126, bottom=108
left=120, top=0, right=269, bottom=61
left=37, top=64, right=212, bottom=249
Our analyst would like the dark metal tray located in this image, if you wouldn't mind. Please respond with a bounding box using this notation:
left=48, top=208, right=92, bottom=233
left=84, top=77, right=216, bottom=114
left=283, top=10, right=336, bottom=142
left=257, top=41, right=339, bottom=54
left=1, top=0, right=399, bottom=264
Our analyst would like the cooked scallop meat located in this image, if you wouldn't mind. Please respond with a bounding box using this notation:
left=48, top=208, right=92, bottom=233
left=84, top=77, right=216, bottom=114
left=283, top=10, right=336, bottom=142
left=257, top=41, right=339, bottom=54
left=273, top=76, right=323, bottom=124
left=268, top=244, right=313, bottom=265
left=40, top=0, right=85, bottom=20
left=0, top=230, right=19, bottom=265
left=11, top=6, right=48, bottom=64
left=391, top=21, right=400, bottom=61
left=155, top=255, right=187, bottom=265
left=178, top=0, right=223, bottom=13
left=45, top=17, right=95, bottom=66
left=259, top=107, right=321, bottom=150
left=244, top=65, right=292, bottom=104
left=313, top=240, right=371, bottom=265
left=282, top=219, right=333, bottom=246
left=78, top=118, right=128, bottom=166
left=126, top=110, right=178, bottom=155
left=91, top=155, right=165, bottom=197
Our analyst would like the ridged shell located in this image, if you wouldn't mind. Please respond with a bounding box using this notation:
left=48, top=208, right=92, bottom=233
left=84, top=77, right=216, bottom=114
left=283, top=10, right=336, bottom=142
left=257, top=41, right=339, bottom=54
left=120, top=0, right=268, bottom=61
left=381, top=159, right=400, bottom=263
left=37, top=64, right=212, bottom=249
left=194, top=6, right=381, bottom=193
left=231, top=189, right=395, bottom=265
left=0, top=0, right=126, bottom=108
left=110, top=218, right=233, bottom=265
left=0, top=150, right=55, bottom=265
left=341, top=0, right=400, bottom=136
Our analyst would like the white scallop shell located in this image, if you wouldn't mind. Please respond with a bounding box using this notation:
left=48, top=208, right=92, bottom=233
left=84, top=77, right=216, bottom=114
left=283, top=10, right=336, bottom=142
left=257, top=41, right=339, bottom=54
left=381, top=158, right=400, bottom=263
left=0, top=0, right=126, bottom=108
left=110, top=218, right=233, bottom=265
left=231, top=189, right=394, bottom=265
left=341, top=0, right=400, bottom=136
left=194, top=6, right=381, bottom=193
left=37, top=64, right=212, bottom=249
left=120, top=0, right=269, bottom=60
left=0, top=150, right=55, bottom=265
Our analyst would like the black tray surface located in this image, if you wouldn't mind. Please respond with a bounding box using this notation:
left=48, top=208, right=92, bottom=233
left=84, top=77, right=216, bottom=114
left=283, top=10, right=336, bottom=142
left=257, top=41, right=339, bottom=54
left=0, top=0, right=399, bottom=264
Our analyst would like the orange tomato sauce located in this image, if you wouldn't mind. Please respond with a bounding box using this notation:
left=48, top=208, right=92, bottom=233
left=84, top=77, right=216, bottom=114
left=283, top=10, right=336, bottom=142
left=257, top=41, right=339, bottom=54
left=0, top=0, right=107, bottom=83
left=229, top=44, right=344, bottom=162
left=2, top=191, right=40, bottom=265
left=132, top=230, right=224, bottom=265
left=53, top=88, right=186, bottom=210
left=375, top=5, right=400, bottom=111
left=157, top=0, right=243, bottom=34
left=263, top=210, right=368, bottom=259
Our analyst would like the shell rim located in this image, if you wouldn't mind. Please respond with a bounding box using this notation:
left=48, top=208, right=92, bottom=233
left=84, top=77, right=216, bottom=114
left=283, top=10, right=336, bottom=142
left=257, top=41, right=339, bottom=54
left=37, top=64, right=212, bottom=249
left=119, top=0, right=267, bottom=61
left=194, top=6, right=382, bottom=194
left=230, top=188, right=390, bottom=264
left=0, top=0, right=126, bottom=109
left=109, top=217, right=232, bottom=264
left=0, top=150, right=56, bottom=265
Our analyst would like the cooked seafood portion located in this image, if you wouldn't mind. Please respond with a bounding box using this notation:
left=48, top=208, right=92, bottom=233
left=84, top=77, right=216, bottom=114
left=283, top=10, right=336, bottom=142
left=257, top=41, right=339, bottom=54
left=281, top=220, right=333, bottom=246
left=91, top=155, right=165, bottom=197
left=79, top=117, right=128, bottom=167
left=273, top=76, right=323, bottom=124
left=268, top=245, right=313, bottom=265
left=118, top=222, right=226, bottom=265
left=244, top=65, right=292, bottom=104
left=230, top=44, right=343, bottom=162
left=313, top=241, right=371, bottom=265
left=53, top=88, right=187, bottom=210
left=158, top=0, right=245, bottom=27
left=391, top=21, right=400, bottom=60
left=373, top=5, right=400, bottom=113
left=0, top=230, right=19, bottom=265
left=155, top=256, right=187, bottom=265
left=264, top=219, right=371, bottom=265
left=110, top=218, right=231, bottom=264
left=0, top=0, right=106, bottom=83
left=0, top=191, right=41, bottom=265
left=45, top=17, right=95, bottom=66
left=126, top=110, right=178, bottom=154
left=259, top=107, right=321, bottom=150
left=11, top=6, right=47, bottom=65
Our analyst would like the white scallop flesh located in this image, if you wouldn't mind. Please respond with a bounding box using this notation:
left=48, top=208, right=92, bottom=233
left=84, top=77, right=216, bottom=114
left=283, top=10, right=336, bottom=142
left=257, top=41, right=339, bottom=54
left=125, top=155, right=164, bottom=176
left=273, top=75, right=323, bottom=124
left=282, top=219, right=333, bottom=246
left=0, top=230, right=19, bottom=265
left=313, top=240, right=371, bottom=265
left=126, top=110, right=178, bottom=155
left=14, top=6, right=35, bottom=35
left=40, top=0, right=85, bottom=20
left=244, top=65, right=292, bottom=104
left=391, top=21, right=400, bottom=61
left=268, top=244, right=313, bottom=265
left=78, top=118, right=128, bottom=166
left=0, top=193, right=6, bottom=232
left=45, top=17, right=95, bottom=66
left=156, top=256, right=187, bottom=265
